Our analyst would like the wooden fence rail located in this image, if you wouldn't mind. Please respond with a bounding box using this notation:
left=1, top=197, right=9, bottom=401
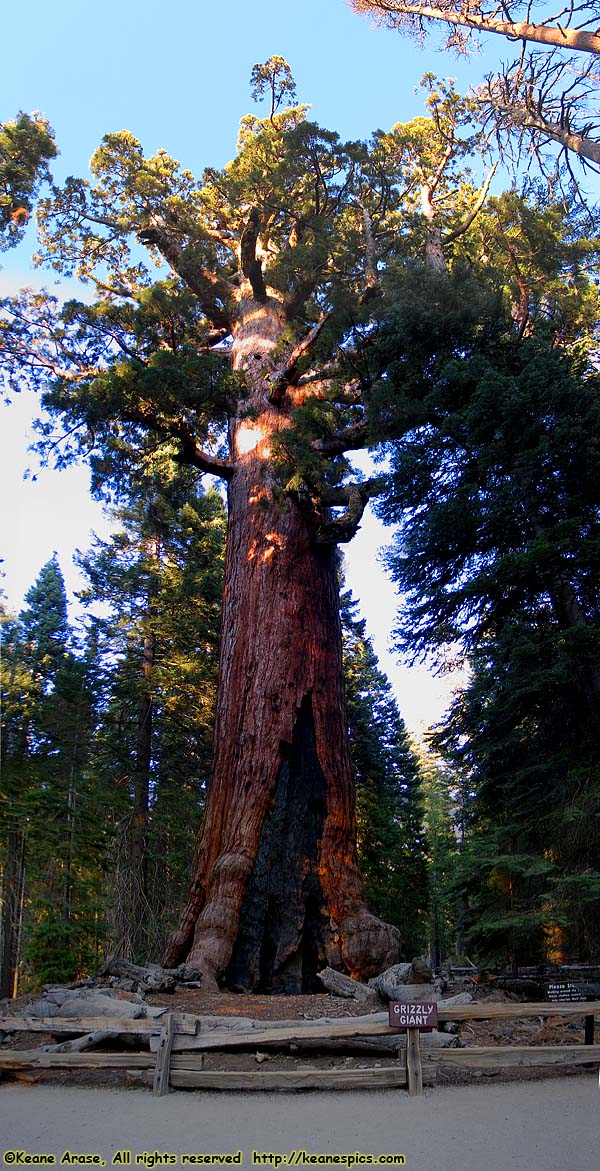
left=1, top=1001, right=599, bottom=1097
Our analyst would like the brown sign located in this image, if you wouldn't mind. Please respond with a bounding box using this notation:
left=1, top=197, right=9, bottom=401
left=388, top=1001, right=438, bottom=1031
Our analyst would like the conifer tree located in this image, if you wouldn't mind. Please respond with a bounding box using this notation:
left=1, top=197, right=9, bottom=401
left=0, top=601, right=34, bottom=996
left=0, top=112, right=56, bottom=250
left=76, top=473, right=225, bottom=960
left=1, top=558, right=106, bottom=989
left=342, top=594, right=428, bottom=955
left=375, top=194, right=600, bottom=967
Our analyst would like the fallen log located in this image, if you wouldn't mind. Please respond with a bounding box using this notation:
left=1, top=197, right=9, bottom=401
left=316, top=968, right=380, bottom=1005
left=99, top=958, right=200, bottom=992
left=39, top=1029, right=116, bottom=1054
left=98, top=959, right=176, bottom=992
left=150, top=1014, right=460, bottom=1053
left=368, top=963, right=411, bottom=1000
left=26, top=991, right=165, bottom=1020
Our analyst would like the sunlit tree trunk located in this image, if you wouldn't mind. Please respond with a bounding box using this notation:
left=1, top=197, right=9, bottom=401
left=163, top=294, right=401, bottom=990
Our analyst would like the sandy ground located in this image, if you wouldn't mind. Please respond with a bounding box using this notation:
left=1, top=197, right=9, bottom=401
left=0, top=1077, right=598, bottom=1171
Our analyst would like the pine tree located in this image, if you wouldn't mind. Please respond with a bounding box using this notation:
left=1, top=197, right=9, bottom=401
left=76, top=473, right=225, bottom=961
left=342, top=593, right=428, bottom=955
left=0, top=112, right=56, bottom=251
left=375, top=196, right=600, bottom=968
left=1, top=558, right=107, bottom=990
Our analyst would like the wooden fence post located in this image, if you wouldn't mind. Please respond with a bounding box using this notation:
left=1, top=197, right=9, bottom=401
left=153, top=1013, right=176, bottom=1097
left=406, top=1028, right=423, bottom=1096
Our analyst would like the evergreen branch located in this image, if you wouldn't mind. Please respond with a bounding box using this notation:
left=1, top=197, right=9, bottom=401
left=172, top=437, right=236, bottom=480
left=119, top=407, right=235, bottom=480
left=137, top=226, right=236, bottom=329
left=311, top=419, right=369, bottom=455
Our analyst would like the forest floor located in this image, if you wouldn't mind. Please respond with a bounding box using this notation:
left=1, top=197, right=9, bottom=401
left=2, top=983, right=595, bottom=1092
left=144, top=985, right=595, bottom=1088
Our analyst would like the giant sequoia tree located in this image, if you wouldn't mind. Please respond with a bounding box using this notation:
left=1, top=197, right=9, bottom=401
left=1, top=61, right=495, bottom=991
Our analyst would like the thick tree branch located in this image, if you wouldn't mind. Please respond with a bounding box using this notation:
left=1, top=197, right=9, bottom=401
left=311, top=420, right=369, bottom=456
left=240, top=209, right=268, bottom=302
left=361, top=204, right=379, bottom=292
left=444, top=163, right=499, bottom=244
left=138, top=226, right=236, bottom=329
left=351, top=1, right=600, bottom=54
left=120, top=406, right=235, bottom=480
left=268, top=315, right=332, bottom=404
left=295, top=332, right=377, bottom=397
left=172, top=437, right=236, bottom=479
left=285, top=278, right=321, bottom=321
left=292, top=476, right=385, bottom=545
left=499, top=106, right=600, bottom=165
left=315, top=477, right=385, bottom=545
left=203, top=327, right=232, bottom=348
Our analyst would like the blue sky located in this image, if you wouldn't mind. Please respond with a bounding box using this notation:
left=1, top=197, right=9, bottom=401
left=2, top=0, right=487, bottom=180
left=1, top=0, right=510, bottom=731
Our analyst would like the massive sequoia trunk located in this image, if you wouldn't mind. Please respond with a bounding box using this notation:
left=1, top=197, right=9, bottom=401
left=163, top=292, right=401, bottom=990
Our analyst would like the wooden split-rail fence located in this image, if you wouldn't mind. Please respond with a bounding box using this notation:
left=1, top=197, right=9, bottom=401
left=0, top=1001, right=599, bottom=1097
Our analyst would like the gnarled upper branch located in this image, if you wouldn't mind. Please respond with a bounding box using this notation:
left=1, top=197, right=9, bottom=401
left=351, top=1, right=600, bottom=55
left=138, top=225, right=236, bottom=330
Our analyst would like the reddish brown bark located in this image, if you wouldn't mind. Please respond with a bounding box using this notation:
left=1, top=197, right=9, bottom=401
left=163, top=291, right=400, bottom=990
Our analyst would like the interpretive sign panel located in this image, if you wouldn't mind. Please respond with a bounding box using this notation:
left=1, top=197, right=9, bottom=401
left=547, top=982, right=586, bottom=1003
left=388, top=1002, right=438, bottom=1031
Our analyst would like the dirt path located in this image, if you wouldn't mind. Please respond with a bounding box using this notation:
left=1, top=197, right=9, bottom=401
left=0, top=1076, right=598, bottom=1171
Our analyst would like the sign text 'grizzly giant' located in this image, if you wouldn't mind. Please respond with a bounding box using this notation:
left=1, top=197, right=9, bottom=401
left=388, top=1002, right=438, bottom=1031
